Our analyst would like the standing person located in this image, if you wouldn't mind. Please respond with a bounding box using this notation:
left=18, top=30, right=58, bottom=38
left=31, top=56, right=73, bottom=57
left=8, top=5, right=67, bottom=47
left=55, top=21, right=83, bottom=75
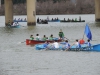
left=30, top=35, right=34, bottom=40
left=58, top=29, right=64, bottom=40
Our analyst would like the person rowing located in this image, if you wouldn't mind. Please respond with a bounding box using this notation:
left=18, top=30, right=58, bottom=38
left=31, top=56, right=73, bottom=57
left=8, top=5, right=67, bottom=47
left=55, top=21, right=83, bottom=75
left=36, top=34, right=41, bottom=40
left=49, top=34, right=54, bottom=40
left=72, top=39, right=81, bottom=48
left=42, top=35, right=48, bottom=41
left=30, top=35, right=34, bottom=40
left=52, top=40, right=59, bottom=49
left=61, top=40, right=70, bottom=51
left=43, top=41, right=49, bottom=48
left=65, top=40, right=70, bottom=51
left=85, top=39, right=91, bottom=47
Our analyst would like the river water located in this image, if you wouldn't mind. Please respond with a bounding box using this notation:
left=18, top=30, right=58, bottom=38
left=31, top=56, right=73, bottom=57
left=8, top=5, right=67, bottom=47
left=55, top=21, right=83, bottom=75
left=0, top=14, right=100, bottom=75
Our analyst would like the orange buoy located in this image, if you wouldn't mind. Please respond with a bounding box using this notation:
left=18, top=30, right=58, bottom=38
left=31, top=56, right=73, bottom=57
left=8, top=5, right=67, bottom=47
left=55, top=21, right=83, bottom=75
left=79, top=39, right=85, bottom=44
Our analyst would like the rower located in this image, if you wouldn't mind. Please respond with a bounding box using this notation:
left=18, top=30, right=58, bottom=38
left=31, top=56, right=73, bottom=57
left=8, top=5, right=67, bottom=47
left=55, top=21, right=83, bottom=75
left=65, top=40, right=70, bottom=51
left=42, top=35, right=48, bottom=41
left=52, top=40, right=59, bottom=49
left=72, top=39, right=81, bottom=48
left=36, top=34, right=40, bottom=40
left=49, top=34, right=53, bottom=40
left=85, top=39, right=91, bottom=47
left=30, top=35, right=34, bottom=40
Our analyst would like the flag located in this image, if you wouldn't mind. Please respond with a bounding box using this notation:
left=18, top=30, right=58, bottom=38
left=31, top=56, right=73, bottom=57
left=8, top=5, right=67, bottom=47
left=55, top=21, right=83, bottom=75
left=84, top=24, right=92, bottom=40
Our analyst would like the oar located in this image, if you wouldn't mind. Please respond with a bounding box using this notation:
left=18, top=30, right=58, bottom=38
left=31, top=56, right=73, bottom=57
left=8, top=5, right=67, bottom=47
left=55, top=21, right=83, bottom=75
left=17, top=41, right=26, bottom=44
left=64, top=37, right=70, bottom=41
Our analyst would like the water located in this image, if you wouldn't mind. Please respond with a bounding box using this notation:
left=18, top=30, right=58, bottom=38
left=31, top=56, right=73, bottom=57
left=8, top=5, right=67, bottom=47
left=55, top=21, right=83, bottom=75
left=0, top=14, right=100, bottom=75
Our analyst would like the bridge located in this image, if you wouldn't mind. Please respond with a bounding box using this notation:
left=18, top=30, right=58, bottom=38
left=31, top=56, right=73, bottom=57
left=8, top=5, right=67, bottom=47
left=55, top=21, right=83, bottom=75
left=3, top=0, right=100, bottom=25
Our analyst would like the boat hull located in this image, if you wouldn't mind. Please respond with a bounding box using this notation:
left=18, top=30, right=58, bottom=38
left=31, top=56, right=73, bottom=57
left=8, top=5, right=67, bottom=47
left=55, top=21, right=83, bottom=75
left=48, top=20, right=60, bottom=22
left=37, top=22, right=48, bottom=24
left=26, top=39, right=62, bottom=45
left=35, top=44, right=100, bottom=52
left=7, top=25, right=20, bottom=28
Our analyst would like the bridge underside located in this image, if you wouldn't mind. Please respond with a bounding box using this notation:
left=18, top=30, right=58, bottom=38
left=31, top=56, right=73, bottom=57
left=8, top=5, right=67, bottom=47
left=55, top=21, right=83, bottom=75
left=95, top=0, right=100, bottom=22
left=4, top=0, right=36, bottom=26
left=4, top=0, right=100, bottom=25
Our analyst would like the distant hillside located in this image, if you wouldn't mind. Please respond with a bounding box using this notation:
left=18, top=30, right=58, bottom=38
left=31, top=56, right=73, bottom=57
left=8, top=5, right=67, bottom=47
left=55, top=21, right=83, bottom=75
left=0, top=0, right=95, bottom=15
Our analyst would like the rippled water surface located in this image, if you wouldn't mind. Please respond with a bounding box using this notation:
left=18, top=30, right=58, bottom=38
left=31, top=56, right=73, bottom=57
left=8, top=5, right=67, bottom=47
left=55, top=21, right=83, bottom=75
left=0, top=14, right=100, bottom=75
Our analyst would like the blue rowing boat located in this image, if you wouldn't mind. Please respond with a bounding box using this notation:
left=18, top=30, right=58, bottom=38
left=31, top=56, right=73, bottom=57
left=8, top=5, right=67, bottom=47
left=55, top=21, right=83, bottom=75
left=35, top=44, right=100, bottom=52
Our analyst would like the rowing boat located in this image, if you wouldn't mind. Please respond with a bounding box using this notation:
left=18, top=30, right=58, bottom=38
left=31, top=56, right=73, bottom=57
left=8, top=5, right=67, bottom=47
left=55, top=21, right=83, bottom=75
left=48, top=20, right=60, bottom=22
left=60, top=20, right=85, bottom=22
left=26, top=39, right=62, bottom=45
left=35, top=44, right=100, bottom=52
left=7, top=25, right=20, bottom=28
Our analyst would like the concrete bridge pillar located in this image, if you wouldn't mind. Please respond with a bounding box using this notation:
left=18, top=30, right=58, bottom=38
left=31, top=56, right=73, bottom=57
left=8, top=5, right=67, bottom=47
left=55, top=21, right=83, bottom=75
left=0, top=0, right=1, bottom=7
left=4, top=0, right=13, bottom=25
left=95, top=0, right=100, bottom=22
left=27, top=0, right=36, bottom=25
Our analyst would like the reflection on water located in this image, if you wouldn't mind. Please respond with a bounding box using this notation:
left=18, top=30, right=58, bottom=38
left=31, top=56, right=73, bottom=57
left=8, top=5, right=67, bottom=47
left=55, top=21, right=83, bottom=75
left=0, top=14, right=100, bottom=75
